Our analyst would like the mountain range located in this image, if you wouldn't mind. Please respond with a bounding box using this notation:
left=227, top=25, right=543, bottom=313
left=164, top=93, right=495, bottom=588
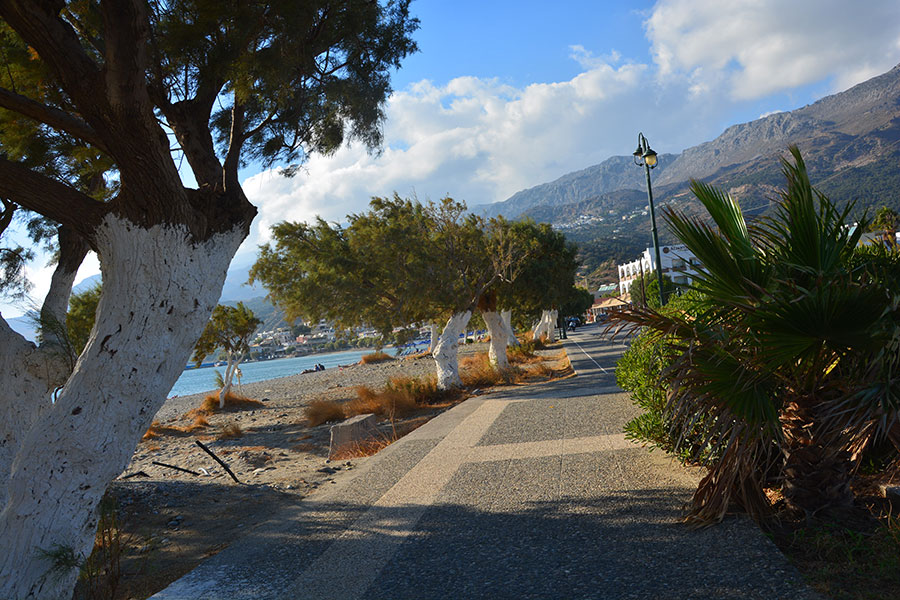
left=475, top=64, right=900, bottom=248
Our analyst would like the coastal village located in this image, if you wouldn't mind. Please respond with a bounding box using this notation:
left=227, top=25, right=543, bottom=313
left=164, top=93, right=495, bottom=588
left=2, top=3, right=900, bottom=600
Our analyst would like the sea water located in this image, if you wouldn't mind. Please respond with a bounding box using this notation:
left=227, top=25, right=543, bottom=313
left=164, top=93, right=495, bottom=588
left=169, top=349, right=375, bottom=397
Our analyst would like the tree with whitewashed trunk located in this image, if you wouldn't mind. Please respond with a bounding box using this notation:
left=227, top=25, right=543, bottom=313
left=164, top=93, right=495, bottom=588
left=490, top=221, right=579, bottom=347
left=251, top=196, right=503, bottom=390
left=192, top=303, right=261, bottom=408
left=0, top=3, right=417, bottom=598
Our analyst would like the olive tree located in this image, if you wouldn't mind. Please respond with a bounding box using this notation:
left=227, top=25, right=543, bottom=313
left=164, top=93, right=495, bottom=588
left=192, top=302, right=261, bottom=407
left=0, top=2, right=417, bottom=597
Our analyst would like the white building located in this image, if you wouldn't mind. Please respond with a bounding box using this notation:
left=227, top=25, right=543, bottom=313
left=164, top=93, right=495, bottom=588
left=617, top=244, right=700, bottom=296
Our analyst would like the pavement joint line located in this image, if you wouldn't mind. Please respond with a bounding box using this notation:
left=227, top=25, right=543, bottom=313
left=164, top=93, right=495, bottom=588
left=567, top=337, right=611, bottom=374
left=285, top=398, right=510, bottom=600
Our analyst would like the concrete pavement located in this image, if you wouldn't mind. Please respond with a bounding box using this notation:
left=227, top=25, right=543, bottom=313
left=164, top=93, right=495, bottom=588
left=153, top=324, right=819, bottom=600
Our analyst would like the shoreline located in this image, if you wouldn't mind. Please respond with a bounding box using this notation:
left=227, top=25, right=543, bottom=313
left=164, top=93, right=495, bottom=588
left=154, top=344, right=488, bottom=422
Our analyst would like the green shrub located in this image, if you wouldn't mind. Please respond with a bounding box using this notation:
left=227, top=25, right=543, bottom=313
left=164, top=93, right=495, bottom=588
left=617, top=291, right=709, bottom=460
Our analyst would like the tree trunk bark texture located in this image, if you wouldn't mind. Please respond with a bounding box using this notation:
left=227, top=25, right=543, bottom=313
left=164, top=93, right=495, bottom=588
left=501, top=310, right=519, bottom=347
left=482, top=311, right=510, bottom=371
left=780, top=399, right=854, bottom=516
left=428, top=323, right=439, bottom=353
left=0, top=214, right=245, bottom=599
left=432, top=311, right=471, bottom=390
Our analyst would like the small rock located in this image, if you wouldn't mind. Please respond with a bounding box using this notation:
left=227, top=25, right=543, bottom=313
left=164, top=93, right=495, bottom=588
left=317, top=466, right=337, bottom=474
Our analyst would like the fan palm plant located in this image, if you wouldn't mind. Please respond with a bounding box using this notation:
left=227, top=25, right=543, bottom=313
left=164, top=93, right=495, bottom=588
left=613, top=146, right=900, bottom=524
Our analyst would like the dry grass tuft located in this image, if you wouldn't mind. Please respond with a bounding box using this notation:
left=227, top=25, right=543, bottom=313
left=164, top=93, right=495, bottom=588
left=508, top=344, right=543, bottom=365
left=305, top=399, right=346, bottom=427
left=183, top=414, right=210, bottom=433
left=142, top=420, right=196, bottom=439
left=525, top=363, right=554, bottom=379
left=200, top=392, right=265, bottom=414
left=349, top=374, right=459, bottom=417
left=360, top=351, right=393, bottom=364
left=329, top=435, right=395, bottom=460
left=217, top=422, right=243, bottom=439
left=142, top=421, right=162, bottom=440
left=460, top=352, right=516, bottom=387
left=347, top=384, right=418, bottom=418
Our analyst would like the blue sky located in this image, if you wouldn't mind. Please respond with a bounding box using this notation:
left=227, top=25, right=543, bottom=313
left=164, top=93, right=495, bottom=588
left=4, top=0, right=900, bottom=317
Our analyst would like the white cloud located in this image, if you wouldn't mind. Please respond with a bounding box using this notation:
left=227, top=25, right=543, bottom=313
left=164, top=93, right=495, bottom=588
left=241, top=56, right=727, bottom=265
left=646, top=0, right=900, bottom=99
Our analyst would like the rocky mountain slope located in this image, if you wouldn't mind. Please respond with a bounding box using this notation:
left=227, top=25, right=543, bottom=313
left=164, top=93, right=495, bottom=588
left=477, top=64, right=900, bottom=226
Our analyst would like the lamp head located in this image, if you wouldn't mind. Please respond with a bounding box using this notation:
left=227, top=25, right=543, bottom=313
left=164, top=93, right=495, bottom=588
left=642, top=148, right=658, bottom=169
left=633, top=145, right=643, bottom=166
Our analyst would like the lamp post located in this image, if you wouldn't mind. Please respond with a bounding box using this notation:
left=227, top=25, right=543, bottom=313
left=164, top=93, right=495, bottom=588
left=633, top=132, right=665, bottom=307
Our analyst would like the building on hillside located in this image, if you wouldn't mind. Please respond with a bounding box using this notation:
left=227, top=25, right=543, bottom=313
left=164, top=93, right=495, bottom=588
left=617, top=244, right=700, bottom=296
left=594, top=283, right=618, bottom=300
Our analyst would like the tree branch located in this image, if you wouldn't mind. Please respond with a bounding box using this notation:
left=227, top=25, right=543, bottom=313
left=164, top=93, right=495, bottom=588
left=0, top=157, right=105, bottom=239
left=39, top=226, right=88, bottom=366
left=99, top=0, right=151, bottom=110
left=0, top=87, right=109, bottom=153
left=223, top=101, right=244, bottom=191
left=0, top=1, right=105, bottom=120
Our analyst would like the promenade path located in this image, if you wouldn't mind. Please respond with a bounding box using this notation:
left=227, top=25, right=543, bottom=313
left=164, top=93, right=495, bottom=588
left=153, top=323, right=820, bottom=600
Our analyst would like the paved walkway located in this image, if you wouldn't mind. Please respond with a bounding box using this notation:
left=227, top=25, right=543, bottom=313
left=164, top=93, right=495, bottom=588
left=153, top=324, right=820, bottom=600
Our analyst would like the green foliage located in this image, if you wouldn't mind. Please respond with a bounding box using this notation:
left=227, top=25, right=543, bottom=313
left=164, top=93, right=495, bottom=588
left=612, top=146, right=900, bottom=524
left=251, top=194, right=438, bottom=336
left=251, top=195, right=536, bottom=336
left=192, top=303, right=261, bottom=366
left=66, top=284, right=102, bottom=355
left=868, top=205, right=899, bottom=233
left=618, top=291, right=707, bottom=458
left=493, top=219, right=580, bottom=327
left=628, top=271, right=676, bottom=309
left=150, top=0, right=419, bottom=169
left=559, top=286, right=594, bottom=319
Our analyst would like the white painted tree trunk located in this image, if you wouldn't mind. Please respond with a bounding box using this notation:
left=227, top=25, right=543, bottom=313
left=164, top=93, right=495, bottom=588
left=0, top=215, right=245, bottom=600
left=532, top=309, right=560, bottom=342
left=428, top=323, right=439, bottom=353
left=532, top=310, right=551, bottom=341
left=501, top=310, right=519, bottom=347
left=482, top=311, right=510, bottom=371
left=432, top=311, right=471, bottom=390
left=219, top=351, right=246, bottom=406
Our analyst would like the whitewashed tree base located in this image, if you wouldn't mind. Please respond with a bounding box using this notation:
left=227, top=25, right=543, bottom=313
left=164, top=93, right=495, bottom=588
left=482, top=311, right=510, bottom=371
left=432, top=311, right=471, bottom=390
left=0, top=215, right=245, bottom=600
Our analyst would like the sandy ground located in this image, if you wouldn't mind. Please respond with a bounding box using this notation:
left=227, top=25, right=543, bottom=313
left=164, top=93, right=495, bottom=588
left=90, top=343, right=569, bottom=600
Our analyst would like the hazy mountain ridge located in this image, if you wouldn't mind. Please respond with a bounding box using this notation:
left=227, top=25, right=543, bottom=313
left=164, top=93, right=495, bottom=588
left=479, top=64, right=900, bottom=226
left=474, top=154, right=677, bottom=219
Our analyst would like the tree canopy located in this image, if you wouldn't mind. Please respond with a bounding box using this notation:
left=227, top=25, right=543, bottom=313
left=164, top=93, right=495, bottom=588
left=0, top=3, right=418, bottom=597
left=192, top=302, right=261, bottom=366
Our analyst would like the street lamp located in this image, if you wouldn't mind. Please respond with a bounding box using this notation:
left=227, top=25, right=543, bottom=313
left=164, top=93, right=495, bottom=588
left=633, top=132, right=665, bottom=307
